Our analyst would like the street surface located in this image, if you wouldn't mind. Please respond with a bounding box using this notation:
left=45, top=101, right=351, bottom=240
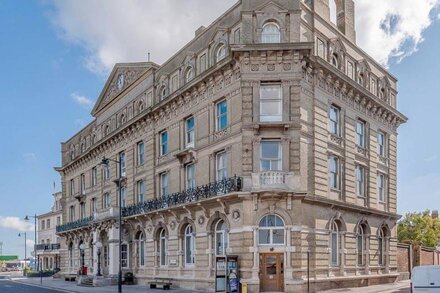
left=0, top=279, right=65, bottom=293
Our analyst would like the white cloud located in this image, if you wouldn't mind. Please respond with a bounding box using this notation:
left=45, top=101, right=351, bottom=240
left=26, top=239, right=35, bottom=249
left=71, top=93, right=93, bottom=108
left=0, top=217, right=34, bottom=232
left=48, top=0, right=439, bottom=74
left=355, top=0, right=439, bottom=66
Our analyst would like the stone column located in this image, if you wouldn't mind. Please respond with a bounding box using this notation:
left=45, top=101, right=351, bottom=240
left=365, top=235, right=370, bottom=275
left=207, top=232, right=213, bottom=277
left=251, top=226, right=259, bottom=280
left=385, top=236, right=391, bottom=273
left=92, top=231, right=99, bottom=275
left=108, top=226, right=119, bottom=278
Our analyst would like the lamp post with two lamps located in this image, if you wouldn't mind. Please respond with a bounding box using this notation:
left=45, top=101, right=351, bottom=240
left=100, top=156, right=125, bottom=293
left=95, top=241, right=103, bottom=277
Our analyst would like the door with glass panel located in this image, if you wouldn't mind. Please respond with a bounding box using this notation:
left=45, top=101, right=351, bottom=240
left=259, top=253, right=284, bottom=292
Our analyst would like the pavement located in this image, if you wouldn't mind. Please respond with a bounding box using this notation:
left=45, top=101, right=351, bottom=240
left=319, top=280, right=411, bottom=293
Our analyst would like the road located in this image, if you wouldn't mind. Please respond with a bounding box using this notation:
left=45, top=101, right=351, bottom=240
left=0, top=276, right=65, bottom=293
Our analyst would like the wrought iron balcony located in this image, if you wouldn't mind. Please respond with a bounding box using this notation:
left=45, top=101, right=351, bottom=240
left=35, top=243, right=61, bottom=251
left=56, top=216, right=93, bottom=233
left=122, top=176, right=242, bottom=218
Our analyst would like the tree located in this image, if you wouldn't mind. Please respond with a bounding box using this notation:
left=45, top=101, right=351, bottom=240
left=398, top=210, right=440, bottom=248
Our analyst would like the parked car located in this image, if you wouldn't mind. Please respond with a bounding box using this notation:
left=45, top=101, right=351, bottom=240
left=412, top=265, right=440, bottom=293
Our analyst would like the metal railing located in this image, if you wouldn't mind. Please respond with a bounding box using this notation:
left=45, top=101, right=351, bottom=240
left=35, top=243, right=61, bottom=251
left=56, top=216, right=93, bottom=233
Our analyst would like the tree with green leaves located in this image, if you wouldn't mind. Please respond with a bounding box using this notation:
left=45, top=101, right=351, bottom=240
left=398, top=210, right=440, bottom=248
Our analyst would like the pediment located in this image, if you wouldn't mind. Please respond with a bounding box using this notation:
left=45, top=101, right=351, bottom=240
left=91, top=62, right=157, bottom=117
left=209, top=27, right=229, bottom=44
left=329, top=37, right=347, bottom=53
left=255, top=1, right=288, bottom=13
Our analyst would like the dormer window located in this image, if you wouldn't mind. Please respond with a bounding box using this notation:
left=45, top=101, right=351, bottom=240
left=331, top=54, right=339, bottom=68
left=185, top=68, right=194, bottom=83
left=261, top=22, right=281, bottom=43
left=216, top=44, right=227, bottom=63
left=358, top=73, right=364, bottom=86
left=160, top=87, right=167, bottom=100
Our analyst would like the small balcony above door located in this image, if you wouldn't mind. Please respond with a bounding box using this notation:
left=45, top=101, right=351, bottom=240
left=248, top=171, right=300, bottom=193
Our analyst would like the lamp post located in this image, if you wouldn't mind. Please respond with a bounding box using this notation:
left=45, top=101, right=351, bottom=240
left=96, top=241, right=102, bottom=277
left=79, top=243, right=86, bottom=275
left=101, top=156, right=125, bottom=293
left=18, top=232, right=27, bottom=268
left=24, top=214, right=37, bottom=270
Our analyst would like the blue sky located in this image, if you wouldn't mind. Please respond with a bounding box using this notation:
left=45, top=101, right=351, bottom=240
left=0, top=0, right=439, bottom=258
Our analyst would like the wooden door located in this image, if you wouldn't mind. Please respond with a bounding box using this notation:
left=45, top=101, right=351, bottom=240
left=260, top=253, right=284, bottom=292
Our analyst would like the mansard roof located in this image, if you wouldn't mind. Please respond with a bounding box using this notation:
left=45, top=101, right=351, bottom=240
left=91, top=62, right=159, bottom=117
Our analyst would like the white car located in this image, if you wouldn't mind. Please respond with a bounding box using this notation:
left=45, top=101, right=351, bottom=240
left=412, top=265, right=440, bottom=292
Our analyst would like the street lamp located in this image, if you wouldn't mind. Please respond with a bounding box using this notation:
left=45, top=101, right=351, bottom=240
left=18, top=232, right=27, bottom=268
left=24, top=214, right=37, bottom=270
left=79, top=243, right=86, bottom=275
left=101, top=156, right=125, bottom=293
left=96, top=241, right=103, bottom=277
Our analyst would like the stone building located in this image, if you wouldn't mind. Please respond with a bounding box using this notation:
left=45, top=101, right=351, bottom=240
left=55, top=0, right=407, bottom=291
left=36, top=192, right=62, bottom=271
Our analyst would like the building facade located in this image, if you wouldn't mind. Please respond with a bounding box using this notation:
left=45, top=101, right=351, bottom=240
left=36, top=192, right=62, bottom=271
left=55, top=0, right=407, bottom=292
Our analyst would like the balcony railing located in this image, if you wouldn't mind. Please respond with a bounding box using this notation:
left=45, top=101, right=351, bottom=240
left=123, top=176, right=243, bottom=218
left=249, top=171, right=300, bottom=192
left=56, top=216, right=93, bottom=233
left=35, top=243, right=60, bottom=251
left=57, top=177, right=242, bottom=233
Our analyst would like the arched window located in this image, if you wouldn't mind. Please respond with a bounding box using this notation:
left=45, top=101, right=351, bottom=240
left=91, top=135, right=96, bottom=145
left=331, top=54, right=339, bottom=68
left=185, top=67, right=194, bottom=83
left=330, top=220, right=341, bottom=266
left=104, top=125, right=110, bottom=136
left=379, top=88, right=385, bottom=100
left=136, top=231, right=145, bottom=267
left=160, top=87, right=167, bottom=100
left=70, top=150, right=75, bottom=160
left=356, top=224, right=366, bottom=266
left=358, top=73, right=364, bottom=86
left=81, top=143, right=85, bottom=153
left=159, top=228, right=167, bottom=266
left=215, top=219, right=228, bottom=256
left=261, top=22, right=281, bottom=43
left=378, top=226, right=387, bottom=266
left=119, top=114, right=126, bottom=125
left=216, top=44, right=227, bottom=63
left=184, top=225, right=195, bottom=265
left=259, top=215, right=285, bottom=245
left=138, top=101, right=145, bottom=112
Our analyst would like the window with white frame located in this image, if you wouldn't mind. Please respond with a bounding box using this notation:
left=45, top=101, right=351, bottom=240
left=260, top=84, right=282, bottom=122
left=261, top=22, right=281, bottom=43
left=69, top=206, right=75, bottom=222
left=329, top=155, right=340, bottom=190
left=329, top=105, right=341, bottom=136
left=103, top=192, right=111, bottom=208
left=91, top=198, right=97, bottom=215
left=159, top=229, right=167, bottom=266
left=80, top=173, right=85, bottom=194
left=160, top=173, right=169, bottom=197
left=317, top=38, right=325, bottom=58
left=216, top=44, right=227, bottom=62
left=185, top=116, right=195, bottom=148
left=136, top=232, right=145, bottom=267
left=216, top=151, right=228, bottom=180
left=119, top=152, right=126, bottom=177
left=347, top=61, right=354, bottom=79
left=377, top=173, right=386, bottom=202
left=215, top=219, right=228, bottom=256
left=137, top=142, right=145, bottom=165
left=137, top=180, right=145, bottom=203
left=370, top=78, right=377, bottom=95
left=216, top=100, right=228, bottom=131
left=259, top=215, right=285, bottom=245
left=160, top=87, right=167, bottom=100
left=47, top=219, right=50, bottom=229
left=41, top=220, right=45, bottom=230
left=185, top=68, right=194, bottom=83
left=330, top=220, right=341, bottom=266
left=70, top=179, right=75, bottom=196
left=103, top=164, right=111, bottom=181
left=356, top=165, right=366, bottom=197
left=356, top=120, right=366, bottom=148
left=160, top=131, right=168, bottom=155
left=331, top=54, right=338, bottom=68
left=91, top=167, right=97, bottom=186
left=120, top=187, right=127, bottom=208
left=377, top=131, right=386, bottom=157
left=121, top=243, right=128, bottom=268
left=260, top=140, right=282, bottom=171
left=356, top=224, right=366, bottom=266
left=378, top=227, right=386, bottom=266
left=184, top=225, right=195, bottom=265
left=185, top=163, right=196, bottom=190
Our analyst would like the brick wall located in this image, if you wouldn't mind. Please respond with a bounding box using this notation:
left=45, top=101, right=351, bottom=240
left=397, top=243, right=440, bottom=280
